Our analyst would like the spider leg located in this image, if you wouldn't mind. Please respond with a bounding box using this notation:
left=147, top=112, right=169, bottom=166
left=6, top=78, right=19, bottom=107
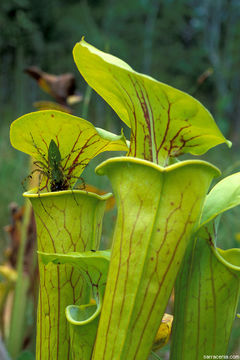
left=65, top=161, right=89, bottom=176
left=61, top=146, right=84, bottom=168
left=30, top=133, right=48, bottom=162
left=37, top=172, right=53, bottom=219
left=69, top=176, right=86, bottom=191
left=33, top=169, right=49, bottom=190
left=38, top=171, right=50, bottom=192
left=22, top=174, right=33, bottom=191
left=33, top=160, right=49, bottom=170
left=22, top=168, right=47, bottom=191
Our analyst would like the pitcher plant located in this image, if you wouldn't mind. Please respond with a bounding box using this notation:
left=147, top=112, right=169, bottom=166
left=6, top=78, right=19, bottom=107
left=9, top=38, right=240, bottom=360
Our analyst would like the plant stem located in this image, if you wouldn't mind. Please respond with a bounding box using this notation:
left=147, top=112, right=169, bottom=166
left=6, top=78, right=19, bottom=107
left=82, top=85, right=92, bottom=119
left=7, top=199, right=31, bottom=359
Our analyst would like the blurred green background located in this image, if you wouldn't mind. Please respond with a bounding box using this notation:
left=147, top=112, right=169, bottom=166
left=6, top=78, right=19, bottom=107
left=0, top=0, right=240, bottom=357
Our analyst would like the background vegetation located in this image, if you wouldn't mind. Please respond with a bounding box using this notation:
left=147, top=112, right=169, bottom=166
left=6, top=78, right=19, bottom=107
left=0, top=0, right=239, bottom=357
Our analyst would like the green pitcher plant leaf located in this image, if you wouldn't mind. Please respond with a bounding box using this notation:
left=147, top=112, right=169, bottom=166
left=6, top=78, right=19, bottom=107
left=171, top=172, right=240, bottom=358
left=39, top=250, right=110, bottom=360
left=171, top=238, right=240, bottom=359
left=24, top=189, right=111, bottom=360
left=39, top=250, right=110, bottom=305
left=92, top=157, right=220, bottom=360
left=10, top=109, right=128, bottom=190
left=200, top=172, right=240, bottom=227
left=73, top=38, right=231, bottom=165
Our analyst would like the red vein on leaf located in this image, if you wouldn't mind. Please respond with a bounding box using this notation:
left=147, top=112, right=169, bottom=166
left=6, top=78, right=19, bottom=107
left=110, top=200, right=143, bottom=359
left=56, top=266, right=60, bottom=360
left=141, top=80, right=159, bottom=162
left=210, top=249, right=217, bottom=351
left=158, top=102, right=172, bottom=151
left=128, top=75, right=153, bottom=160
left=66, top=134, right=99, bottom=176
left=196, top=255, right=201, bottom=359
left=128, top=193, right=183, bottom=350
left=62, top=132, right=82, bottom=170
left=101, top=197, right=125, bottom=358
left=40, top=135, right=49, bottom=153
left=39, top=283, right=42, bottom=359
left=133, top=197, right=197, bottom=358
left=168, top=124, right=190, bottom=151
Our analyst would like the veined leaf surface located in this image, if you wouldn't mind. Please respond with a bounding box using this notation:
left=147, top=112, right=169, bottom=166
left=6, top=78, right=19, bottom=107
left=10, top=110, right=128, bottom=186
left=172, top=171, right=240, bottom=358
left=40, top=250, right=110, bottom=360
left=73, top=39, right=230, bottom=165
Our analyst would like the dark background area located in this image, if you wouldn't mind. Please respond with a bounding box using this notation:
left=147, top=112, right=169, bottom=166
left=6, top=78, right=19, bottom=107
left=0, top=0, right=239, bottom=356
left=1, top=0, right=240, bottom=134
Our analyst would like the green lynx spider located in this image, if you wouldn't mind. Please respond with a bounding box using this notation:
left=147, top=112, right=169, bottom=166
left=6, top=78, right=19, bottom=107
left=28, top=134, right=86, bottom=193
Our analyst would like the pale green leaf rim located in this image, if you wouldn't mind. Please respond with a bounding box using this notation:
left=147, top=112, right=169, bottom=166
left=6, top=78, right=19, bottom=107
left=96, top=156, right=221, bottom=177
left=23, top=188, right=112, bottom=201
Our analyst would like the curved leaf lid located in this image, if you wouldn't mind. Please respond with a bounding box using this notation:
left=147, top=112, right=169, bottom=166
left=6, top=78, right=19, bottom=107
left=39, top=250, right=111, bottom=321
left=23, top=187, right=112, bottom=201
left=74, top=38, right=231, bottom=165
left=10, top=110, right=128, bottom=188
left=96, top=156, right=221, bottom=179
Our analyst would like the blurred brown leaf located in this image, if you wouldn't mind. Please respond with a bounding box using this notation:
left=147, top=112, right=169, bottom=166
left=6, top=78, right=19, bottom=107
left=4, top=203, right=36, bottom=273
left=25, top=66, right=82, bottom=106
